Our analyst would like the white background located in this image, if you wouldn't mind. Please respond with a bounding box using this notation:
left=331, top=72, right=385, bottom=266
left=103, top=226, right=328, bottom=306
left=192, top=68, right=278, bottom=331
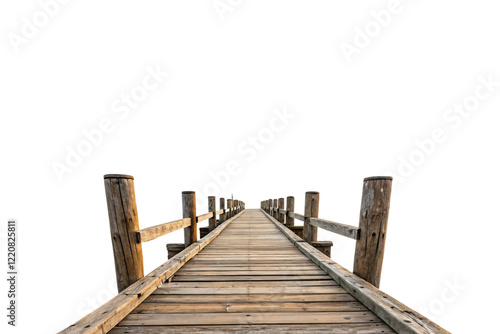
left=1, top=1, right=499, bottom=333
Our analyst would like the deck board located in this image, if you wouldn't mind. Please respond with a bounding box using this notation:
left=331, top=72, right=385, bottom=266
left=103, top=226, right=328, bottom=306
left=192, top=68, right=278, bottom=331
left=111, top=209, right=396, bottom=333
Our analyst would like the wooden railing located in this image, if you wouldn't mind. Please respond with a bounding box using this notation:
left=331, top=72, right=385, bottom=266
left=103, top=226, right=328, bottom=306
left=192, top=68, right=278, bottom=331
left=103, top=174, right=245, bottom=292
left=261, top=176, right=392, bottom=288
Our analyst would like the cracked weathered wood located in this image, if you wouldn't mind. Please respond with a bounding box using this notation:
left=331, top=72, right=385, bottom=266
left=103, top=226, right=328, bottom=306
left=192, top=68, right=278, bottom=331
left=353, top=177, right=392, bottom=288
left=104, top=174, right=144, bottom=292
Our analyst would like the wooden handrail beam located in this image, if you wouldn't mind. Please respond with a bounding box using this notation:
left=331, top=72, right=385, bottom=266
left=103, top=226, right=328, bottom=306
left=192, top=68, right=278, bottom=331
left=287, top=212, right=305, bottom=221
left=136, top=218, right=191, bottom=243
left=196, top=212, right=214, bottom=223
left=309, top=218, right=360, bottom=240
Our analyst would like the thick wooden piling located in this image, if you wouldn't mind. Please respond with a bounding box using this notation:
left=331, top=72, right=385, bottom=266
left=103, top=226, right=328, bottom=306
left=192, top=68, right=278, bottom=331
left=103, top=174, right=144, bottom=292
left=353, top=177, right=393, bottom=288
left=182, top=191, right=197, bottom=247
left=303, top=191, right=319, bottom=244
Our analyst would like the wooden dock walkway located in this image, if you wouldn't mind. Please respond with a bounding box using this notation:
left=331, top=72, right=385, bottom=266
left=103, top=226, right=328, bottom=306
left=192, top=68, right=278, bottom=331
left=110, top=210, right=394, bottom=333
left=60, top=175, right=449, bottom=334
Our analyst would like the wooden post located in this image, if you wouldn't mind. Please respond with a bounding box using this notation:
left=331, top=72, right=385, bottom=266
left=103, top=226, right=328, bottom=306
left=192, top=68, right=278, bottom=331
left=268, top=199, right=272, bottom=215
left=303, top=191, right=319, bottom=243
left=353, top=177, right=393, bottom=288
left=208, top=196, right=216, bottom=232
left=278, top=198, right=285, bottom=224
left=227, top=199, right=232, bottom=219
left=103, top=174, right=144, bottom=292
left=235, top=200, right=239, bottom=214
left=273, top=199, right=278, bottom=219
left=286, top=196, right=295, bottom=227
left=182, top=191, right=197, bottom=247
left=219, top=198, right=225, bottom=224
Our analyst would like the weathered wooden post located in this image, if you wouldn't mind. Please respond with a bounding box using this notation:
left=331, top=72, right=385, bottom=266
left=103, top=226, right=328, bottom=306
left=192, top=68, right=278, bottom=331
left=182, top=191, right=197, bottom=247
left=303, top=191, right=319, bottom=243
left=278, top=198, right=285, bottom=224
left=273, top=199, right=278, bottom=219
left=219, top=197, right=225, bottom=225
left=268, top=199, right=272, bottom=215
left=227, top=199, right=233, bottom=219
left=104, top=174, right=144, bottom=292
left=208, top=196, right=216, bottom=232
left=353, top=177, right=393, bottom=288
left=286, top=196, right=295, bottom=227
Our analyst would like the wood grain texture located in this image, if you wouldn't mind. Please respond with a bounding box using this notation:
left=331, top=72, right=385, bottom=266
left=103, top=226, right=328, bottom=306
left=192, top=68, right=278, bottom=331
left=261, top=208, right=449, bottom=334
left=309, top=218, right=360, bottom=240
left=58, top=209, right=246, bottom=334
left=208, top=196, right=216, bottom=231
left=286, top=196, right=295, bottom=226
left=353, top=177, right=392, bottom=288
left=104, top=175, right=144, bottom=292
left=111, top=210, right=396, bottom=333
left=303, top=191, right=319, bottom=243
left=136, top=218, right=191, bottom=243
left=183, top=191, right=197, bottom=247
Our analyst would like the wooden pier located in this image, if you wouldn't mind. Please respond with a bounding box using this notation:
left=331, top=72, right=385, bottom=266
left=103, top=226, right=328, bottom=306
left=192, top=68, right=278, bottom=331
left=60, top=175, right=449, bottom=334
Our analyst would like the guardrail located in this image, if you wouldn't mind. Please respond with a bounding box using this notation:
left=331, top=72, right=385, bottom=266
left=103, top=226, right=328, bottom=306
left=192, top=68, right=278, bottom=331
left=103, top=174, right=245, bottom=292
left=260, top=176, right=392, bottom=288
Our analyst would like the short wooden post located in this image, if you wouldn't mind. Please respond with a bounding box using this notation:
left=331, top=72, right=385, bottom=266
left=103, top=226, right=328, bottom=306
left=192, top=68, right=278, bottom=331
left=278, top=198, right=285, bottom=224
left=104, top=174, right=144, bottom=292
left=182, top=191, right=197, bottom=247
left=268, top=199, right=272, bottom=215
left=273, top=199, right=278, bottom=219
left=286, top=196, right=295, bottom=227
left=227, top=199, right=232, bottom=219
left=208, top=196, right=216, bottom=232
left=353, top=177, right=393, bottom=288
left=219, top=197, right=225, bottom=224
left=303, top=191, right=319, bottom=243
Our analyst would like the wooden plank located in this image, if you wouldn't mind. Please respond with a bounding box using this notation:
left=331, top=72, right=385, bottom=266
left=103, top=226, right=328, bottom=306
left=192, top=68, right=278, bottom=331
left=154, top=286, right=346, bottom=295
left=132, top=301, right=367, bottom=313
left=136, top=218, right=191, bottom=243
left=119, top=311, right=383, bottom=326
left=173, top=270, right=326, bottom=276
left=110, top=323, right=396, bottom=333
left=179, top=265, right=321, bottom=271
left=145, top=293, right=358, bottom=303
left=309, top=218, right=360, bottom=240
left=171, top=275, right=330, bottom=282
left=164, top=280, right=337, bottom=287
left=261, top=209, right=450, bottom=334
